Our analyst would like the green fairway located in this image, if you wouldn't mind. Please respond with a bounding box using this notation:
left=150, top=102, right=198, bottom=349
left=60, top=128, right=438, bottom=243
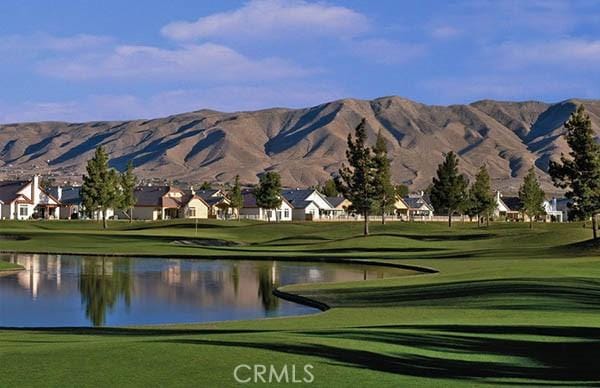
left=0, top=220, right=599, bottom=387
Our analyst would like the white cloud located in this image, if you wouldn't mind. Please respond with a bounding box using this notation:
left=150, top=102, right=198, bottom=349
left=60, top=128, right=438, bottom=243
left=161, top=0, right=369, bottom=41
left=0, top=33, right=113, bottom=52
left=494, top=39, right=600, bottom=69
left=37, top=42, right=314, bottom=81
left=351, top=39, right=426, bottom=65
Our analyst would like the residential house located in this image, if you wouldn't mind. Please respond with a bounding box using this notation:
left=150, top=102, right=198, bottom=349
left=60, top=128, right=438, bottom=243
left=0, top=176, right=60, bottom=220
left=326, top=196, right=352, bottom=218
left=132, top=186, right=210, bottom=220
left=239, top=191, right=293, bottom=221
left=281, top=189, right=335, bottom=221
left=403, top=193, right=434, bottom=221
left=195, top=189, right=236, bottom=219
left=48, top=186, right=116, bottom=220
left=494, top=192, right=523, bottom=221
left=393, top=197, right=410, bottom=219
left=543, top=197, right=566, bottom=222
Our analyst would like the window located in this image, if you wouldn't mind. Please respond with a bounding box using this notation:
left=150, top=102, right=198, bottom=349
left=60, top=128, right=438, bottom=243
left=188, top=207, right=196, bottom=217
left=19, top=206, right=28, bottom=217
left=284, top=209, right=290, bottom=218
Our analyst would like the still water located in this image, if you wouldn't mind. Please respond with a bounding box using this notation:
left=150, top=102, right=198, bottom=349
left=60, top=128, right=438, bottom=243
left=0, top=254, right=406, bottom=327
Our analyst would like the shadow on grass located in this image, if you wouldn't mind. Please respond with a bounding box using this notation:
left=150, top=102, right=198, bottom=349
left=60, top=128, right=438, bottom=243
left=160, top=325, right=600, bottom=384
left=300, top=277, right=600, bottom=309
left=375, top=232, right=495, bottom=241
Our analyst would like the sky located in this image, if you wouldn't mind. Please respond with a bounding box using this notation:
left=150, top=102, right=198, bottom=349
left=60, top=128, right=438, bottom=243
left=1, top=0, right=600, bottom=123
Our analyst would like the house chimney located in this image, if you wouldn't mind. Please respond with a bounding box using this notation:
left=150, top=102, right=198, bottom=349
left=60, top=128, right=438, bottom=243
left=31, top=175, right=40, bottom=202
left=57, top=186, right=62, bottom=200
left=190, top=186, right=195, bottom=195
left=552, top=197, right=557, bottom=211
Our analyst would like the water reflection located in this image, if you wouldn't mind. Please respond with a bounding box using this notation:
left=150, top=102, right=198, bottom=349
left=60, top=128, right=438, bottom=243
left=79, top=258, right=132, bottom=326
left=0, top=254, right=408, bottom=327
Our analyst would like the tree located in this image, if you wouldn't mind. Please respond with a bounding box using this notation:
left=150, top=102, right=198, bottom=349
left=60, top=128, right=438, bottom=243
left=199, top=181, right=212, bottom=190
left=119, top=161, right=137, bottom=223
left=336, top=118, right=377, bottom=236
left=82, top=146, right=120, bottom=229
left=519, top=167, right=546, bottom=229
left=470, top=165, right=495, bottom=227
left=395, top=184, right=409, bottom=199
left=254, top=171, right=282, bottom=222
left=430, top=151, right=469, bottom=228
left=372, top=130, right=396, bottom=225
left=229, top=175, right=243, bottom=220
left=320, top=178, right=339, bottom=197
left=549, top=105, right=600, bottom=239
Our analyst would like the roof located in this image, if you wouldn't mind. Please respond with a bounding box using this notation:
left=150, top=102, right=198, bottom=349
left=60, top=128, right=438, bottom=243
left=242, top=191, right=292, bottom=209
left=134, top=186, right=173, bottom=207
left=281, top=189, right=332, bottom=209
left=501, top=196, right=523, bottom=211
left=403, top=196, right=434, bottom=211
left=195, top=189, right=221, bottom=200
left=48, top=186, right=81, bottom=205
left=0, top=180, right=29, bottom=204
left=326, top=196, right=348, bottom=208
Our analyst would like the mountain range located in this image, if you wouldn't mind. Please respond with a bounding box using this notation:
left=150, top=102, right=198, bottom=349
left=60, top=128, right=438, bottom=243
left=1, top=96, right=599, bottom=193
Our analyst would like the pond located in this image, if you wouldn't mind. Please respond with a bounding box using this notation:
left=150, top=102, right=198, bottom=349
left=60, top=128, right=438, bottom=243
left=0, top=254, right=408, bottom=327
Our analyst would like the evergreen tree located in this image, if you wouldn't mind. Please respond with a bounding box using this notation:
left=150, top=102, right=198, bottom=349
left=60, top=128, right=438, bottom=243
left=372, top=130, right=396, bottom=224
left=549, top=105, right=600, bottom=239
left=82, top=146, right=120, bottom=229
left=119, top=161, right=137, bottom=223
left=336, top=118, right=377, bottom=236
left=229, top=174, right=243, bottom=220
left=395, top=184, right=409, bottom=199
left=199, top=181, right=212, bottom=190
left=320, top=178, right=339, bottom=197
left=519, top=167, right=546, bottom=229
left=430, top=151, right=469, bottom=228
left=471, top=165, right=495, bottom=227
left=254, top=171, right=282, bottom=222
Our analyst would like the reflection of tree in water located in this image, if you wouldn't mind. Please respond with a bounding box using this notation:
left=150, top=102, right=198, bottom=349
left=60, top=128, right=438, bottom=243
left=79, top=257, right=132, bottom=326
left=257, top=262, right=279, bottom=312
left=231, top=263, right=239, bottom=297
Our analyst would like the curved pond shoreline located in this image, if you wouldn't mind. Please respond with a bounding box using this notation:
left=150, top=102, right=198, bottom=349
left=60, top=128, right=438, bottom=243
left=0, top=253, right=437, bottom=328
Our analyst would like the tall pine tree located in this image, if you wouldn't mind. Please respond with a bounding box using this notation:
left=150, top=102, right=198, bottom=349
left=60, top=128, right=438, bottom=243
left=82, top=146, right=120, bottom=229
left=430, top=151, right=469, bottom=228
left=254, top=171, right=282, bottom=222
left=549, top=105, right=600, bottom=239
left=229, top=174, right=243, bottom=220
left=519, top=167, right=546, bottom=229
left=372, top=130, right=395, bottom=225
left=336, top=118, right=377, bottom=236
left=470, top=165, right=495, bottom=227
left=119, top=161, right=137, bottom=223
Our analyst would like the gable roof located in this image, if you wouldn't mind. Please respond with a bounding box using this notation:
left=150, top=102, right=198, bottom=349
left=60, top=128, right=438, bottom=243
left=48, top=186, right=81, bottom=205
left=326, top=196, right=349, bottom=208
left=403, top=196, right=434, bottom=211
left=281, top=189, right=333, bottom=209
left=501, top=196, right=523, bottom=212
left=0, top=181, right=29, bottom=204
left=134, top=186, right=179, bottom=207
left=242, top=191, right=293, bottom=209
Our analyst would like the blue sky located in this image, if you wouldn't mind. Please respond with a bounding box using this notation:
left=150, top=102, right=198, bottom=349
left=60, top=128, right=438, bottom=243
left=1, top=0, right=600, bottom=123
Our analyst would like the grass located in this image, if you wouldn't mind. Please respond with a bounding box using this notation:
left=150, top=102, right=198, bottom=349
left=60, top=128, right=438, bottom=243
left=0, top=219, right=599, bottom=387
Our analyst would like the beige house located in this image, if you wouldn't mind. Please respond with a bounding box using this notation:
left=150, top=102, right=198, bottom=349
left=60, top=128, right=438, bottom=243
left=132, top=186, right=210, bottom=220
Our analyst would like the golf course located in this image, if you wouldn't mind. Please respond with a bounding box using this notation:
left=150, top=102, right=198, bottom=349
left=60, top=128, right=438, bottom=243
left=0, top=219, right=599, bottom=387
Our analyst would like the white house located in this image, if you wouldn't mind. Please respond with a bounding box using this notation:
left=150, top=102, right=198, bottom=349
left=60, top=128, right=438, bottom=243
left=48, top=186, right=115, bottom=220
left=281, top=189, right=335, bottom=221
left=403, top=193, right=434, bottom=221
left=239, top=191, right=293, bottom=221
left=0, top=176, right=60, bottom=220
left=543, top=197, right=567, bottom=222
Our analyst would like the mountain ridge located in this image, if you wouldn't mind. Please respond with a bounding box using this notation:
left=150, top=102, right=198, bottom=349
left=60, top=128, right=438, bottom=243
left=1, top=96, right=599, bottom=193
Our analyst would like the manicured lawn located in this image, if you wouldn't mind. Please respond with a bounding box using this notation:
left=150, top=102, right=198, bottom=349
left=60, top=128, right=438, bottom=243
left=0, top=220, right=599, bottom=387
left=0, top=260, right=21, bottom=271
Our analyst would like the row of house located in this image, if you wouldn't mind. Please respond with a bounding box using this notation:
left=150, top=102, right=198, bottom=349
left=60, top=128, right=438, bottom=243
left=0, top=175, right=570, bottom=222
